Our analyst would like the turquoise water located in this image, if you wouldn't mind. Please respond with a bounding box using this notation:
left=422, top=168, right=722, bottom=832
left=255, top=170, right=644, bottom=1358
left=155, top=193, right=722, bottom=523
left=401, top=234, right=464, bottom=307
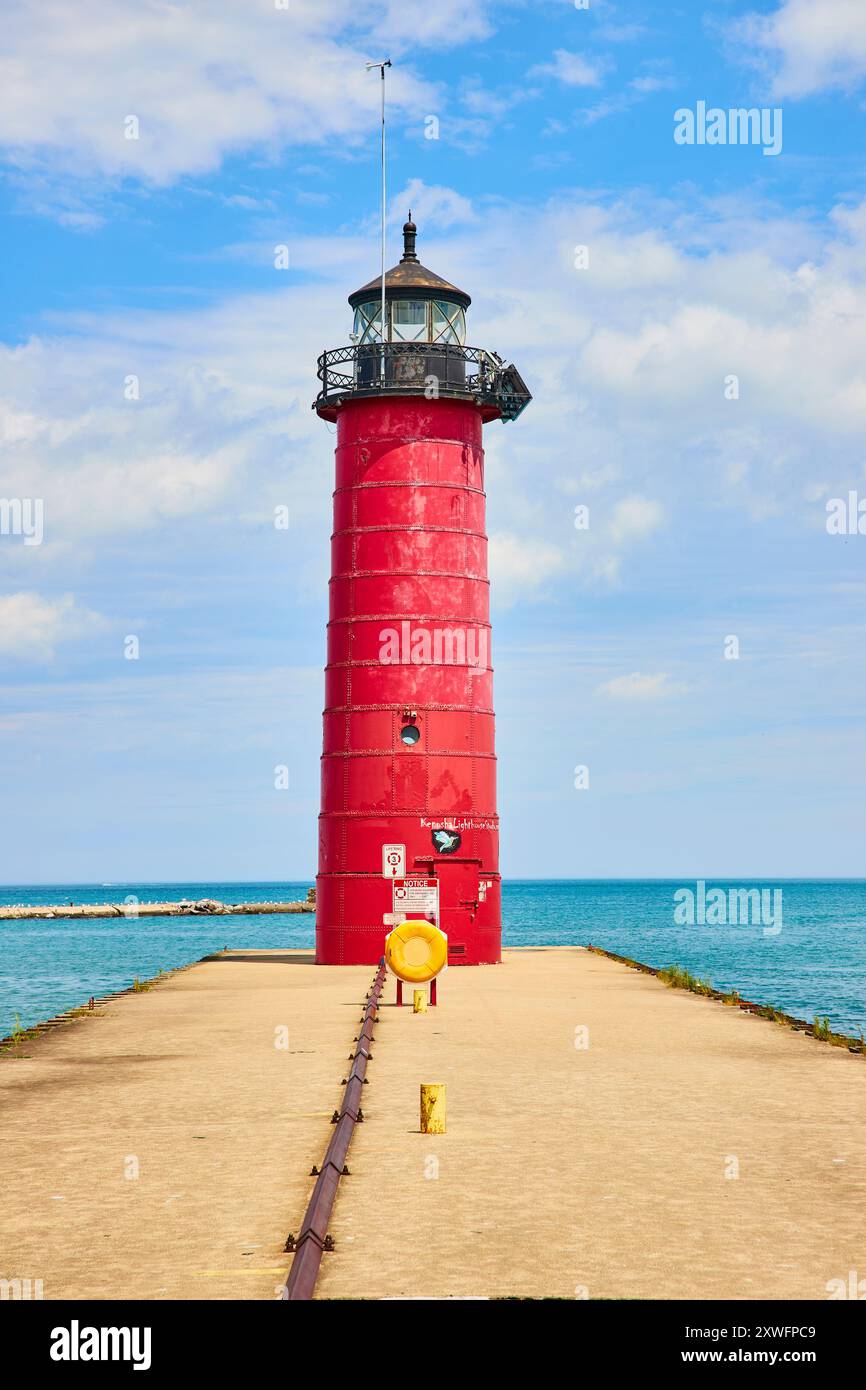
left=1, top=879, right=865, bottom=1038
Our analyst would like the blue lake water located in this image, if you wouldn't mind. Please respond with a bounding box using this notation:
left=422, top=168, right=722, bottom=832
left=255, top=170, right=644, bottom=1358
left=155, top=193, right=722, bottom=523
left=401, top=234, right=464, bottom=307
left=1, top=879, right=865, bottom=1039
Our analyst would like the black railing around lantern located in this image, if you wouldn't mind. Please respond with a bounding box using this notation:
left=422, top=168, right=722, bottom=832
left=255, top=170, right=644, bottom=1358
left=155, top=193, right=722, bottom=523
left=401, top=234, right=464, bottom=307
left=313, top=341, right=531, bottom=422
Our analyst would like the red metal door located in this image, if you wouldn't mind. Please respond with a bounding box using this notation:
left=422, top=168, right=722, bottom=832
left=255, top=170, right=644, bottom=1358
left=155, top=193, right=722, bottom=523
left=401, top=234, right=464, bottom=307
left=431, top=858, right=478, bottom=965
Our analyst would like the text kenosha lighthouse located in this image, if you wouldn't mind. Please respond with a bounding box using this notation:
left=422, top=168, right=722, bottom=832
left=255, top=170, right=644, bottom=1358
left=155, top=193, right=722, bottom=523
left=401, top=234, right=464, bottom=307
left=313, top=216, right=530, bottom=965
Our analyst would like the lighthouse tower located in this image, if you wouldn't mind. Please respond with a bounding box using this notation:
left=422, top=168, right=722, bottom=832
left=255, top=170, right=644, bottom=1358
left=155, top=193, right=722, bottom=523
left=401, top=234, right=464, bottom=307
left=313, top=217, right=530, bottom=966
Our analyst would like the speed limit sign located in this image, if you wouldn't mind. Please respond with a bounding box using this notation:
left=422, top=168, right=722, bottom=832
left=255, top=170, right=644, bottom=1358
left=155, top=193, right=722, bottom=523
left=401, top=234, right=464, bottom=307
left=382, top=844, right=406, bottom=878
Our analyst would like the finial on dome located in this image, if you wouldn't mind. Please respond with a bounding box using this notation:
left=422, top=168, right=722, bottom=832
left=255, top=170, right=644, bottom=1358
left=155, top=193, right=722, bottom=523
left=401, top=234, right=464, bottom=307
left=401, top=212, right=418, bottom=264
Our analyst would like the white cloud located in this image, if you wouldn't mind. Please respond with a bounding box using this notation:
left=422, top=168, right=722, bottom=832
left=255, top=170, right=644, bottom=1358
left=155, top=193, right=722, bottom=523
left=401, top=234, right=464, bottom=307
left=630, top=75, right=676, bottom=94
left=607, top=494, right=664, bottom=543
left=735, top=0, right=866, bottom=98
left=0, top=0, right=474, bottom=187
left=530, top=49, right=606, bottom=87
left=597, top=24, right=646, bottom=45
left=450, top=191, right=866, bottom=539
left=0, top=347, right=283, bottom=542
left=597, top=672, right=685, bottom=701
left=0, top=592, right=105, bottom=661
left=489, top=531, right=567, bottom=605
left=369, top=0, right=492, bottom=47
left=6, top=183, right=866, bottom=609
left=578, top=70, right=676, bottom=125
left=391, top=179, right=476, bottom=230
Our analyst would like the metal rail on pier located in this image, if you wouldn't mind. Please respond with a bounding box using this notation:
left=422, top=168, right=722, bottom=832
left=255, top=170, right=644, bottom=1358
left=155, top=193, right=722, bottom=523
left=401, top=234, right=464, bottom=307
left=283, top=960, right=386, bottom=1300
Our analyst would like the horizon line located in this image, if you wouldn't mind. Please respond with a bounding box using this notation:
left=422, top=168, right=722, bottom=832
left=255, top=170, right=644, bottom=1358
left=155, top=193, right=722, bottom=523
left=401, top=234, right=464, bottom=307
left=3, top=876, right=866, bottom=889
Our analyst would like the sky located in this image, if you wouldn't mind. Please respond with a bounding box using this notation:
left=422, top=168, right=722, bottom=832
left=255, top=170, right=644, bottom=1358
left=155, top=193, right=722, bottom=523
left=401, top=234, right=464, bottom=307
left=1, top=0, right=866, bottom=883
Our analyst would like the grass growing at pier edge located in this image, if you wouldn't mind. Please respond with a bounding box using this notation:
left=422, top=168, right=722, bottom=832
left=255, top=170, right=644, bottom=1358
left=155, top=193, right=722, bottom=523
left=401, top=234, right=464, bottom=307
left=0, top=964, right=181, bottom=1054
left=586, top=945, right=866, bottom=1055
left=658, top=964, right=714, bottom=996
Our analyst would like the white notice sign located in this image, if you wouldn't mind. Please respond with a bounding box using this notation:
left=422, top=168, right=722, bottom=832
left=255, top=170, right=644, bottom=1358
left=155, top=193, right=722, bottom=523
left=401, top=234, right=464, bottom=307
left=382, top=843, right=406, bottom=878
left=392, top=877, right=439, bottom=924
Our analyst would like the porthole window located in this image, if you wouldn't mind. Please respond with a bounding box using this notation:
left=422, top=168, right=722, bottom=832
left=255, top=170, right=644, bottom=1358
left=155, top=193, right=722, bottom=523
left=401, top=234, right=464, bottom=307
left=400, top=724, right=421, bottom=745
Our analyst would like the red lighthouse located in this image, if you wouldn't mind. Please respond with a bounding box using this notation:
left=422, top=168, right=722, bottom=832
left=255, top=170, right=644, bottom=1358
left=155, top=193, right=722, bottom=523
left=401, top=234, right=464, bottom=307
left=314, top=216, right=530, bottom=966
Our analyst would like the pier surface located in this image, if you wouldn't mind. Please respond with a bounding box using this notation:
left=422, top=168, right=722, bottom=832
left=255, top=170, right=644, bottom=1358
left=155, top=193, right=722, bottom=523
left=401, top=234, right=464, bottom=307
left=0, top=947, right=863, bottom=1300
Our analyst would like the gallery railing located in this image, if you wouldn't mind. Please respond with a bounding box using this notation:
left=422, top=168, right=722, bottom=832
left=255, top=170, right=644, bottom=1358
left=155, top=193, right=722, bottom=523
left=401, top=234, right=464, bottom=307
left=314, top=341, right=531, bottom=421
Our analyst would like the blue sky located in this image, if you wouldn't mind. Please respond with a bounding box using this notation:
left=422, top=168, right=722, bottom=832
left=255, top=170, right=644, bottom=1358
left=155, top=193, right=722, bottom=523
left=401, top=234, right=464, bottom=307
left=1, top=0, right=866, bottom=882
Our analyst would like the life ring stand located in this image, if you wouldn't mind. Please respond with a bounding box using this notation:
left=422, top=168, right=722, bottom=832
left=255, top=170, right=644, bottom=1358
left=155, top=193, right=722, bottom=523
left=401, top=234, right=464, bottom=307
left=385, top=920, right=448, bottom=984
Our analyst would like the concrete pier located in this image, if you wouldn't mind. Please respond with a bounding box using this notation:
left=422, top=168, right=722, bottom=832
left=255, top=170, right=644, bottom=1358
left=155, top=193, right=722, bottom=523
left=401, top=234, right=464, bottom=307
left=0, top=948, right=863, bottom=1300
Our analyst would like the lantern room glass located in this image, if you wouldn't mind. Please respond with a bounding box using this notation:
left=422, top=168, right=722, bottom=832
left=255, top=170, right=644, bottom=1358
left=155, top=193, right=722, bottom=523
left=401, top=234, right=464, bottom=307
left=391, top=300, right=428, bottom=342
left=432, top=300, right=466, bottom=345
left=353, top=301, right=382, bottom=344
left=352, top=298, right=467, bottom=344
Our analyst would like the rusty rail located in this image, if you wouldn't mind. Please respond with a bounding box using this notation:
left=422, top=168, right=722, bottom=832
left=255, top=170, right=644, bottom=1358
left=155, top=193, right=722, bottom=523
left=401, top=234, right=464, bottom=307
left=283, top=960, right=386, bottom=1300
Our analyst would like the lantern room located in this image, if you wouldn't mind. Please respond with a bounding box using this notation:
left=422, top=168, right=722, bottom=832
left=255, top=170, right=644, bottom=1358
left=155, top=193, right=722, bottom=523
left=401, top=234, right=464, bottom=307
left=314, top=215, right=531, bottom=423
left=348, top=214, right=469, bottom=346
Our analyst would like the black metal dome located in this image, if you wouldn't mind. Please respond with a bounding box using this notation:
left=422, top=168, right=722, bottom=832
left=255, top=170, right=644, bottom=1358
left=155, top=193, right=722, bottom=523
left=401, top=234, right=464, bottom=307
left=348, top=215, right=471, bottom=310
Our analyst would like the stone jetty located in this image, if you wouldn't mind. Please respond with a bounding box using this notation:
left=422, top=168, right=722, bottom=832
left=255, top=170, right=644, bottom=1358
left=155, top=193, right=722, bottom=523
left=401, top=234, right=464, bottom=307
left=0, top=889, right=316, bottom=922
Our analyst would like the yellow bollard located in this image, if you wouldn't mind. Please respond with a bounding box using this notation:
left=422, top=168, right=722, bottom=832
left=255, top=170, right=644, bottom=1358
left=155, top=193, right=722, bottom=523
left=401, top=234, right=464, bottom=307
left=420, top=1083, right=446, bottom=1134
left=413, top=989, right=427, bottom=1014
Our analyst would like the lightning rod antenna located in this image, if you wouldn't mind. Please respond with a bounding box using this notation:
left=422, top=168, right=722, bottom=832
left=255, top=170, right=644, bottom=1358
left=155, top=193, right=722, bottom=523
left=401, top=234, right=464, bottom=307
left=366, top=58, right=391, bottom=381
